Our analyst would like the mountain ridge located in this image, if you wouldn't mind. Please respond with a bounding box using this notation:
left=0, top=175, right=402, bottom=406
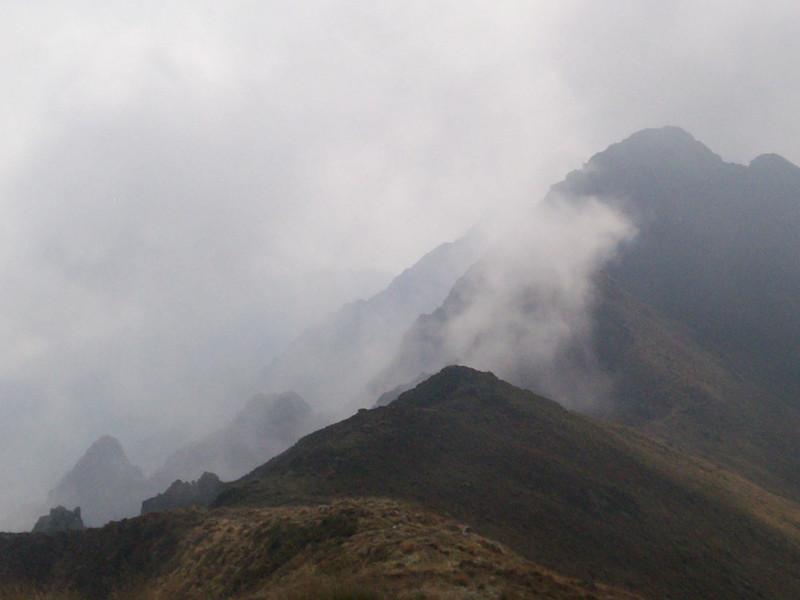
left=260, top=229, right=487, bottom=416
left=370, top=126, right=800, bottom=503
left=216, top=365, right=800, bottom=599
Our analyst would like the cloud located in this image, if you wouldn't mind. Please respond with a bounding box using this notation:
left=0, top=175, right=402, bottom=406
left=1, top=0, right=799, bottom=525
left=375, top=196, right=635, bottom=410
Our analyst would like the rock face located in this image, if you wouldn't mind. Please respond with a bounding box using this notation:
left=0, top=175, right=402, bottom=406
left=141, top=472, right=222, bottom=514
left=32, top=506, right=84, bottom=533
left=47, top=436, right=146, bottom=528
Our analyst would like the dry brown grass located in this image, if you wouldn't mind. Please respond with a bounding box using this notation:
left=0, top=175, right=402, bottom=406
left=0, top=498, right=646, bottom=600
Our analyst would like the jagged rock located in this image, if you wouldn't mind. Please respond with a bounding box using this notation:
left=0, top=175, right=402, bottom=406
left=141, top=472, right=222, bottom=514
left=31, top=506, right=84, bottom=533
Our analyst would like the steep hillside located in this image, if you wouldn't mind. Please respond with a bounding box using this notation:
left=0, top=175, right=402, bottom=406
left=591, top=276, right=800, bottom=500
left=217, top=366, right=800, bottom=600
left=0, top=498, right=644, bottom=600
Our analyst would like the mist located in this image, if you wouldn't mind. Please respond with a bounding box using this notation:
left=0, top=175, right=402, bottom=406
left=3, top=1, right=800, bottom=526
left=371, top=197, right=635, bottom=410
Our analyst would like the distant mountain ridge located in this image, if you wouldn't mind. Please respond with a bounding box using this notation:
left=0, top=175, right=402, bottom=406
left=5, top=127, right=800, bottom=600
left=46, top=435, right=145, bottom=527
left=35, top=391, right=315, bottom=529
left=370, top=126, right=800, bottom=503
left=260, top=229, right=487, bottom=415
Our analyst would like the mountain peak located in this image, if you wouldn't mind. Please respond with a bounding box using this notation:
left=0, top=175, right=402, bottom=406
left=581, top=126, right=723, bottom=179
left=748, top=152, right=800, bottom=180
left=48, top=435, right=145, bottom=527
left=83, top=435, right=126, bottom=459
left=590, top=126, right=722, bottom=168
left=392, top=365, right=503, bottom=409
left=217, top=368, right=800, bottom=599
left=625, top=125, right=696, bottom=143
left=552, top=126, right=726, bottom=208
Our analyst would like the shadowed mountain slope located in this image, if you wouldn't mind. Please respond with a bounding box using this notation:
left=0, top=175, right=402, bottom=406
left=372, top=127, right=800, bottom=503
left=591, top=276, right=800, bottom=501
left=555, top=126, right=800, bottom=403
left=216, top=366, right=800, bottom=600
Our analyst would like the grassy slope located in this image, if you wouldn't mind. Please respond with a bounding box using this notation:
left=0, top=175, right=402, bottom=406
left=0, top=498, right=643, bottom=600
left=217, top=366, right=800, bottom=600
left=592, top=276, right=800, bottom=502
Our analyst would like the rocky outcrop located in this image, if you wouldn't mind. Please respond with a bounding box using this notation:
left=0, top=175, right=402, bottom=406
left=141, top=472, right=222, bottom=514
left=32, top=506, right=84, bottom=533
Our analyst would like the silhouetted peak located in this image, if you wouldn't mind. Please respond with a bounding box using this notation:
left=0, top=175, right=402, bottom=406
left=586, top=126, right=722, bottom=173
left=83, top=435, right=126, bottom=460
left=626, top=125, right=696, bottom=145
left=47, top=435, right=145, bottom=527
left=141, top=472, right=222, bottom=514
left=31, top=505, right=84, bottom=533
left=429, top=365, right=499, bottom=386
left=749, top=153, right=800, bottom=179
left=61, top=434, right=144, bottom=487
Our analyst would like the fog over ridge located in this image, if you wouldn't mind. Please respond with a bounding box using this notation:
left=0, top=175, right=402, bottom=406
left=373, top=196, right=636, bottom=410
left=2, top=1, right=800, bottom=527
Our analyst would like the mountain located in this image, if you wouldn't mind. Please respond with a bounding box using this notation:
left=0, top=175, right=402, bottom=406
left=0, top=497, right=644, bottom=600
left=31, top=506, right=84, bottom=533
left=33, top=392, right=313, bottom=529
left=148, top=391, right=313, bottom=490
left=216, top=366, right=800, bottom=600
left=260, top=229, right=487, bottom=415
left=7, top=127, right=800, bottom=598
left=46, top=435, right=146, bottom=528
left=9, top=366, right=800, bottom=599
left=373, top=126, right=800, bottom=502
left=554, top=126, right=800, bottom=403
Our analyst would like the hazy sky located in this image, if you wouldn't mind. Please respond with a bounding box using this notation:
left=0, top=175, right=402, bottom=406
left=2, top=1, right=800, bottom=520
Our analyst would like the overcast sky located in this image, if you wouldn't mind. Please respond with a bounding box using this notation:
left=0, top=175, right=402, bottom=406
left=2, top=0, right=800, bottom=521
